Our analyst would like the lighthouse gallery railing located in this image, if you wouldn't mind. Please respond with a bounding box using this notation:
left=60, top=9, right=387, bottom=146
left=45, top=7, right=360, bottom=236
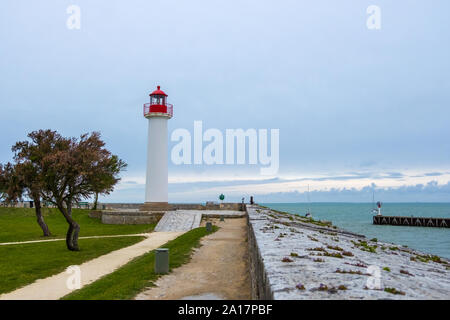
left=143, top=103, right=173, bottom=117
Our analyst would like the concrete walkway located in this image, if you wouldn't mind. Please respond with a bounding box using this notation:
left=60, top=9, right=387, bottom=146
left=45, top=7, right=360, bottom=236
left=0, top=231, right=182, bottom=300
left=154, top=211, right=202, bottom=232
left=154, top=210, right=245, bottom=232
left=1, top=209, right=246, bottom=300
left=0, top=234, right=148, bottom=246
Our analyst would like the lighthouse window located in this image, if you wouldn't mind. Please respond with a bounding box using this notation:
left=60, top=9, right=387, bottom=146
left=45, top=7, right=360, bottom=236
left=151, top=95, right=165, bottom=105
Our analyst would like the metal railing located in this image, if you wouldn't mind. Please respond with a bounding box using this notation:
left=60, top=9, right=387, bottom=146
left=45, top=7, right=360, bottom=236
left=143, top=103, right=173, bottom=117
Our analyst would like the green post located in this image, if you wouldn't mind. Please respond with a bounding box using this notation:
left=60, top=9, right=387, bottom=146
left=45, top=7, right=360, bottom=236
left=155, top=248, right=169, bottom=274
left=220, top=215, right=225, bottom=222
left=206, top=222, right=213, bottom=232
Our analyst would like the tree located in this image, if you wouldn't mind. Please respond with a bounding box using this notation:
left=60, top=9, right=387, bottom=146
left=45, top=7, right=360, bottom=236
left=10, top=129, right=126, bottom=251
left=1, top=161, right=52, bottom=237
left=11, top=130, right=72, bottom=237
left=89, top=155, right=127, bottom=210
left=0, top=164, right=6, bottom=201
left=0, top=163, right=22, bottom=206
left=16, top=162, right=53, bottom=236
left=39, top=131, right=126, bottom=251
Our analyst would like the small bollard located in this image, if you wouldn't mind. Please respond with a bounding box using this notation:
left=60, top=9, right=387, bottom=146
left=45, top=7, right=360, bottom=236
left=206, top=222, right=213, bottom=232
left=220, top=215, right=225, bottom=222
left=155, top=248, right=169, bottom=274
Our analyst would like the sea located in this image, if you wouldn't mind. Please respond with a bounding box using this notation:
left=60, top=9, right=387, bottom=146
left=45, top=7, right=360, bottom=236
left=262, top=203, right=450, bottom=259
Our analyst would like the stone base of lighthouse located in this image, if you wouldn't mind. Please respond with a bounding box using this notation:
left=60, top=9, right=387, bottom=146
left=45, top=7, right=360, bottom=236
left=139, top=202, right=172, bottom=211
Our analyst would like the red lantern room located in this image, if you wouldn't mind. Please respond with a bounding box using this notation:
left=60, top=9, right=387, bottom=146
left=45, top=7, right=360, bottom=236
left=143, top=86, right=173, bottom=118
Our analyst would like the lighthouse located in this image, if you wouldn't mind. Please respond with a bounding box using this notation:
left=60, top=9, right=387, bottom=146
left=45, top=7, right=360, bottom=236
left=141, top=86, right=173, bottom=211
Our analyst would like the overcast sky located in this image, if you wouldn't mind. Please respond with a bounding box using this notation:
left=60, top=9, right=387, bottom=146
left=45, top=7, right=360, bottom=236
left=1, top=1, right=449, bottom=202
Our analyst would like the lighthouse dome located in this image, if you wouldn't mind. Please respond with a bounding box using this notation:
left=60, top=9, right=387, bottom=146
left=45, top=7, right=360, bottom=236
left=150, top=86, right=168, bottom=96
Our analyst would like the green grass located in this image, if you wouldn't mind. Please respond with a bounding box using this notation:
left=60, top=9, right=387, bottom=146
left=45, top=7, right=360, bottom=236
left=0, top=236, right=145, bottom=295
left=384, top=287, right=405, bottom=295
left=352, top=240, right=378, bottom=253
left=0, top=207, right=155, bottom=243
left=63, top=226, right=218, bottom=300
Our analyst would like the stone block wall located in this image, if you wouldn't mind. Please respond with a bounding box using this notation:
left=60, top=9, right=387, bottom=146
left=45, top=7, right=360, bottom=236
left=102, top=203, right=142, bottom=210
left=101, top=203, right=246, bottom=211
left=101, top=211, right=164, bottom=225
left=247, top=215, right=274, bottom=300
left=88, top=210, right=103, bottom=219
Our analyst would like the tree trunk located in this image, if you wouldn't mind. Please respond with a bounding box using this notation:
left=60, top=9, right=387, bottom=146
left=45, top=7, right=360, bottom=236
left=93, top=192, right=99, bottom=210
left=58, top=201, right=80, bottom=251
left=34, top=197, right=51, bottom=237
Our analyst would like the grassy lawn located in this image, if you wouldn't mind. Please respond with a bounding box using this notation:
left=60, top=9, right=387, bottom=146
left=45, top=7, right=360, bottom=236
left=0, top=236, right=145, bottom=295
left=0, top=207, right=155, bottom=243
left=63, top=226, right=218, bottom=300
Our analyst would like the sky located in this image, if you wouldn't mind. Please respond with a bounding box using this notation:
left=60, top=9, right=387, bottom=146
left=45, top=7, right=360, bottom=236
left=1, top=0, right=449, bottom=203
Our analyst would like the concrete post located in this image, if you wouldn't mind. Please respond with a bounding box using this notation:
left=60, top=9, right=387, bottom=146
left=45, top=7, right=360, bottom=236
left=155, top=248, right=169, bottom=274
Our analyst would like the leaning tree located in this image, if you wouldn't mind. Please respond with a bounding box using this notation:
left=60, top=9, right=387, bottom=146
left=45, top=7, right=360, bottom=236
left=39, top=131, right=126, bottom=251
left=11, top=130, right=72, bottom=236
left=1, top=161, right=53, bottom=237
left=11, top=129, right=126, bottom=251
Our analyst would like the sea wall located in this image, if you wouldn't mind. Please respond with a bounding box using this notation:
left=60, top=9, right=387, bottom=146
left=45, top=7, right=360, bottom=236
left=246, top=204, right=450, bottom=300
left=88, top=210, right=102, bottom=219
left=102, top=203, right=141, bottom=210
left=93, top=203, right=245, bottom=225
left=102, top=203, right=246, bottom=211
left=247, top=217, right=274, bottom=299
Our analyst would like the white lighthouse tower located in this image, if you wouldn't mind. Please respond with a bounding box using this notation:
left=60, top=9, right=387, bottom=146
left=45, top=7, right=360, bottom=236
left=141, top=86, right=173, bottom=211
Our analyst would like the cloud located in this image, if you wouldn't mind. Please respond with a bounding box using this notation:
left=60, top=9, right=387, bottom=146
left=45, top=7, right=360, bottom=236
left=102, top=169, right=450, bottom=203
left=424, top=172, right=443, bottom=177
left=385, top=172, right=405, bottom=178
left=256, top=181, right=450, bottom=203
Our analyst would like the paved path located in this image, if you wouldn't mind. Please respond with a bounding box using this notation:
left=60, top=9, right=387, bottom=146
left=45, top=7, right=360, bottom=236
left=0, top=234, right=148, bottom=246
left=0, top=231, right=182, bottom=300
left=154, top=211, right=202, bottom=232
left=1, top=209, right=246, bottom=300
left=154, top=210, right=245, bottom=232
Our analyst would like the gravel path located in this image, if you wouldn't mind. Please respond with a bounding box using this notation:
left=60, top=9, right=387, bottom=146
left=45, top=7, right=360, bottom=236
left=135, top=218, right=251, bottom=300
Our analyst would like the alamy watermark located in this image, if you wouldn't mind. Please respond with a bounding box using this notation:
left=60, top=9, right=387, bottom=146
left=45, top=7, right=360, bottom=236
left=367, top=5, right=381, bottom=30
left=66, top=265, right=81, bottom=290
left=366, top=265, right=382, bottom=290
left=66, top=5, right=81, bottom=30
left=171, top=121, right=279, bottom=175
left=64, top=5, right=380, bottom=31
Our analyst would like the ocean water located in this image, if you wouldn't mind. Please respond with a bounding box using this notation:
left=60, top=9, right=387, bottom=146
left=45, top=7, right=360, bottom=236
left=262, top=203, right=450, bottom=259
